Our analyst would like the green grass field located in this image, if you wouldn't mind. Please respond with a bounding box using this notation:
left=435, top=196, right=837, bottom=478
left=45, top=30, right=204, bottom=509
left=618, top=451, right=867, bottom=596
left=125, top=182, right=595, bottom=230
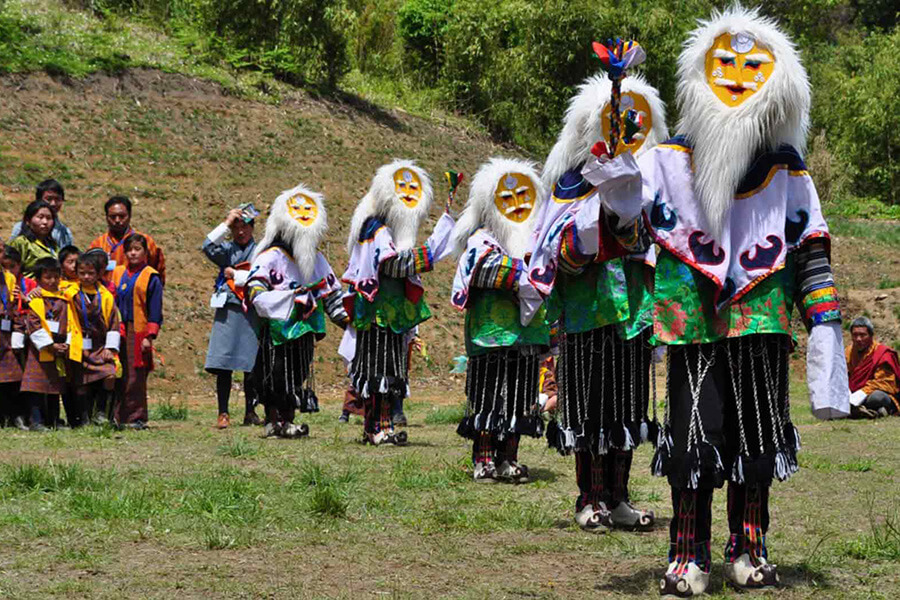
left=0, top=380, right=897, bottom=599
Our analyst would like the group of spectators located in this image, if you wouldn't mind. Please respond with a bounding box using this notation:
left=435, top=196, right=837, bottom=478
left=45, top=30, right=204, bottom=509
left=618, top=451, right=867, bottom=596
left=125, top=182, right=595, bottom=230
left=0, top=179, right=165, bottom=430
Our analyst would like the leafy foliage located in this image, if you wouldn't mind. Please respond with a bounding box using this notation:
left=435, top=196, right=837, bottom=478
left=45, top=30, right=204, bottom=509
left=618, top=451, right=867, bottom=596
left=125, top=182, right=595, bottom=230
left=810, top=27, right=900, bottom=207
left=2, top=0, right=899, bottom=209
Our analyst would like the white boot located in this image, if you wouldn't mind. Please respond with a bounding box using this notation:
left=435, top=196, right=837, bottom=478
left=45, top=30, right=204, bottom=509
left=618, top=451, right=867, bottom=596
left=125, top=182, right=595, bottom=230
left=473, top=460, right=498, bottom=483
left=365, top=430, right=388, bottom=446
left=496, top=460, right=529, bottom=483
left=723, top=553, right=779, bottom=589
left=574, top=503, right=610, bottom=532
left=280, top=422, right=309, bottom=438
left=610, top=501, right=655, bottom=530
left=660, top=562, right=709, bottom=598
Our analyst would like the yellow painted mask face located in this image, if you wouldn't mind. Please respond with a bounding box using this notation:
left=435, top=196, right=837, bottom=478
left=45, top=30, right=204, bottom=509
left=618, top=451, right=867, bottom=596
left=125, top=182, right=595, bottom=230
left=601, top=92, right=653, bottom=156
left=705, top=32, right=775, bottom=107
left=287, top=193, right=318, bottom=227
left=393, top=169, right=423, bottom=208
left=494, top=173, right=536, bottom=223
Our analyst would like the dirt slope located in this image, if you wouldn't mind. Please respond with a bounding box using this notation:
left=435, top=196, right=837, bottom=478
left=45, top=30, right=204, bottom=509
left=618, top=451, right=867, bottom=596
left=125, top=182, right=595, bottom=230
left=0, top=69, right=517, bottom=402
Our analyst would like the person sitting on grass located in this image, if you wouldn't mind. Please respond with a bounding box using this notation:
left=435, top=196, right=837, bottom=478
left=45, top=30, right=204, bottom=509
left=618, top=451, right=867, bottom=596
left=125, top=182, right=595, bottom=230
left=111, top=234, right=163, bottom=430
left=846, top=316, right=899, bottom=419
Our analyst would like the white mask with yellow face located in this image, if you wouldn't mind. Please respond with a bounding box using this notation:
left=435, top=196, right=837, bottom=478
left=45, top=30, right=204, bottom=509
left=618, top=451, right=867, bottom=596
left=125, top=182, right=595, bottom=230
left=494, top=173, right=536, bottom=223
left=287, top=193, right=319, bottom=227
left=393, top=168, right=423, bottom=209
left=705, top=32, right=775, bottom=107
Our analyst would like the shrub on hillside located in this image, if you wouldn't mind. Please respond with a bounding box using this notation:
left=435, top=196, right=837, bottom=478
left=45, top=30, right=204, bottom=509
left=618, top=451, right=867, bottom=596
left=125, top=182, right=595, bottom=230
left=810, top=27, right=900, bottom=207
left=199, top=0, right=354, bottom=88
left=397, top=0, right=453, bottom=83
left=351, top=0, right=404, bottom=76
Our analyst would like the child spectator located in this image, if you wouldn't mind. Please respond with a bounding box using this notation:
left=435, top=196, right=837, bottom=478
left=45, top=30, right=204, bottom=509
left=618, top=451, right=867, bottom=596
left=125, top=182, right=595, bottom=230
left=111, top=234, right=162, bottom=430
left=9, top=200, right=58, bottom=278
left=202, top=205, right=261, bottom=429
left=0, top=255, right=26, bottom=428
left=66, top=249, right=120, bottom=426
left=21, top=257, right=69, bottom=431
left=58, top=245, right=81, bottom=293
left=1, top=246, right=37, bottom=315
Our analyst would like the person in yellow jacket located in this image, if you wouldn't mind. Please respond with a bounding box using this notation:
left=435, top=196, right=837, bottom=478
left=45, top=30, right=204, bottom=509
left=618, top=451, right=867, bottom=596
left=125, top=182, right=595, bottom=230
left=0, top=258, right=26, bottom=429
left=21, top=257, right=69, bottom=431
left=66, top=249, right=121, bottom=426
left=111, top=234, right=163, bottom=430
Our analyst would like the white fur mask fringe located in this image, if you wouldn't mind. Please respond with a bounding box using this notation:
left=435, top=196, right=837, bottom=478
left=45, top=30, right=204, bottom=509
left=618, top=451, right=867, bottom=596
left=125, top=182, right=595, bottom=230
left=543, top=72, right=669, bottom=188
left=254, top=183, right=328, bottom=281
left=451, top=157, right=546, bottom=260
left=676, top=3, right=810, bottom=237
left=347, top=159, right=434, bottom=254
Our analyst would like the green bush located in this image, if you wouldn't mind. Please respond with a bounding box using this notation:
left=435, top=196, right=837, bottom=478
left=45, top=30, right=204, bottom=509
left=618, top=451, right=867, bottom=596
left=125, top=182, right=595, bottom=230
left=351, top=0, right=403, bottom=75
left=397, top=0, right=453, bottom=82
left=810, top=27, right=900, bottom=207
left=199, top=0, right=354, bottom=88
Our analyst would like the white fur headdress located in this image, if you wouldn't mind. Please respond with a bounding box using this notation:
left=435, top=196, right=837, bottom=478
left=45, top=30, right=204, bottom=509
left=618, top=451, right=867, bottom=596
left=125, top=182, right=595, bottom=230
left=542, top=72, right=669, bottom=187
left=676, top=3, right=810, bottom=236
left=451, top=157, right=545, bottom=260
left=346, top=159, right=433, bottom=253
left=254, top=183, right=328, bottom=280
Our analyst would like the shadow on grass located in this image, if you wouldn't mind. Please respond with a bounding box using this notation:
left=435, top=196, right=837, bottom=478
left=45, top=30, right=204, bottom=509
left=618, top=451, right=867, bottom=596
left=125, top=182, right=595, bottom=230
left=779, top=561, right=833, bottom=589
left=595, top=566, right=661, bottom=595
left=316, top=89, right=408, bottom=133
left=525, top=467, right=559, bottom=484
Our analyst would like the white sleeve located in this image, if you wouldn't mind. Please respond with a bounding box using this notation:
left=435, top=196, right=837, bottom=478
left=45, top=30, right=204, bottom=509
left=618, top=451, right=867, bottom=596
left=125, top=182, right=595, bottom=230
left=581, top=153, right=643, bottom=223
left=233, top=270, right=250, bottom=287
left=206, top=223, right=230, bottom=245
left=11, top=331, right=24, bottom=349
left=571, top=194, right=603, bottom=255
left=105, top=331, right=121, bottom=351
left=806, top=322, right=851, bottom=420
left=30, top=328, right=53, bottom=351
left=427, top=213, right=457, bottom=263
left=251, top=289, right=295, bottom=320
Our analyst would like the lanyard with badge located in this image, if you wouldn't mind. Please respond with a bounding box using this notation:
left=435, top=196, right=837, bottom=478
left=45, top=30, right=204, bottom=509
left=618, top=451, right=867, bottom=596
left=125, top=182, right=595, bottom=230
left=107, top=229, right=133, bottom=271
left=0, top=286, right=10, bottom=332
left=79, top=290, right=94, bottom=350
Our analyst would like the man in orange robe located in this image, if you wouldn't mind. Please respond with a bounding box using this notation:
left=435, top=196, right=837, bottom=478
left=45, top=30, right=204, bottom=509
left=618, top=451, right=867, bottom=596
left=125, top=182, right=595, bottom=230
left=88, top=196, right=166, bottom=285
left=846, top=316, right=899, bottom=418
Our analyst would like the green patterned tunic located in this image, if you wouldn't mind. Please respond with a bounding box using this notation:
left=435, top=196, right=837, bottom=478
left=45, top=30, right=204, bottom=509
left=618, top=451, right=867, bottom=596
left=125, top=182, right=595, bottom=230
left=651, top=248, right=795, bottom=345
left=548, top=260, right=630, bottom=335
left=465, top=289, right=549, bottom=356
left=351, top=276, right=431, bottom=334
